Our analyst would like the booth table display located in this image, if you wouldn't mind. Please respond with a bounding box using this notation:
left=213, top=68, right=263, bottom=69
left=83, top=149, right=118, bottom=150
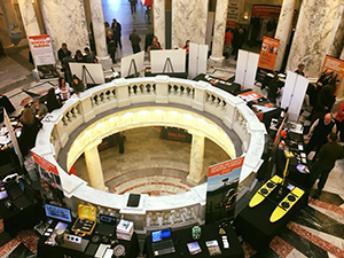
left=145, top=222, right=244, bottom=258
left=193, top=74, right=242, bottom=96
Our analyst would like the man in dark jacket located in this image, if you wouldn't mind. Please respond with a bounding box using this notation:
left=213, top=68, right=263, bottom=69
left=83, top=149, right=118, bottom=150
left=309, top=133, right=344, bottom=198
left=111, top=19, right=122, bottom=49
left=57, top=43, right=71, bottom=64
left=129, top=30, right=141, bottom=54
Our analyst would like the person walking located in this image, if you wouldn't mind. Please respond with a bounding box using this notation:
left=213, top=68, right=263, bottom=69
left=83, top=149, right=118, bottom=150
left=309, top=133, right=344, bottom=198
left=129, top=30, right=141, bottom=54
left=111, top=19, right=122, bottom=50
left=129, top=0, right=137, bottom=14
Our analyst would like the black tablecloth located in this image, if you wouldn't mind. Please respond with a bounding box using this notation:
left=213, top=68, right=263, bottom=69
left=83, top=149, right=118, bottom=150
left=37, top=230, right=139, bottom=258
left=145, top=222, right=243, bottom=258
left=193, top=74, right=242, bottom=96
left=235, top=185, right=306, bottom=250
left=145, top=72, right=188, bottom=79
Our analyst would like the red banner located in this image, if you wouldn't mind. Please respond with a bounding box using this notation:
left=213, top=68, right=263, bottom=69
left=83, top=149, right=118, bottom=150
left=322, top=55, right=344, bottom=97
left=31, top=151, right=59, bottom=175
left=208, top=156, right=245, bottom=177
left=252, top=5, right=281, bottom=18
left=258, top=36, right=280, bottom=71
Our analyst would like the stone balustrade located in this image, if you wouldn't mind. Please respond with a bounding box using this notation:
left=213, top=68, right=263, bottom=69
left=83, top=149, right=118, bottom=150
left=33, top=76, right=266, bottom=232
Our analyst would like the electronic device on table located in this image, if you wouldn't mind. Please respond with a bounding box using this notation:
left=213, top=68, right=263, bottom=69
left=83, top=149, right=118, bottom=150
left=93, top=214, right=118, bottom=243
left=151, top=228, right=176, bottom=256
left=72, top=204, right=97, bottom=237
left=44, top=203, right=73, bottom=223
left=61, top=233, right=89, bottom=252
left=187, top=241, right=202, bottom=255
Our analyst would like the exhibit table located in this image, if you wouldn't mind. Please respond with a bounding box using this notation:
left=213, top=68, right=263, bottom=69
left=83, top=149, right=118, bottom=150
left=235, top=183, right=306, bottom=250
left=145, top=221, right=244, bottom=258
left=193, top=74, right=242, bottom=96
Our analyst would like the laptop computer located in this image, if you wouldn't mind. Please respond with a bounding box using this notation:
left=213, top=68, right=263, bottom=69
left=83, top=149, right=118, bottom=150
left=151, top=229, right=175, bottom=256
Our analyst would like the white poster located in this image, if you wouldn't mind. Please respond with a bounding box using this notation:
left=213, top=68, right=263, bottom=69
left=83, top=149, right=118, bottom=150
left=188, top=43, right=209, bottom=78
left=121, top=51, right=145, bottom=78
left=69, top=63, right=105, bottom=84
left=28, top=34, right=55, bottom=66
left=235, top=50, right=259, bottom=88
left=150, top=49, right=186, bottom=73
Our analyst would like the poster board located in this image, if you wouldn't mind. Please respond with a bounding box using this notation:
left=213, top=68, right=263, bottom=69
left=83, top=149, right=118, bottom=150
left=206, top=156, right=244, bottom=223
left=188, top=43, right=209, bottom=78
left=258, top=36, right=280, bottom=71
left=69, top=62, right=105, bottom=84
left=28, top=34, right=58, bottom=79
left=281, top=71, right=309, bottom=121
left=322, top=55, right=344, bottom=97
left=121, top=51, right=145, bottom=78
left=150, top=49, right=186, bottom=73
left=235, top=50, right=259, bottom=88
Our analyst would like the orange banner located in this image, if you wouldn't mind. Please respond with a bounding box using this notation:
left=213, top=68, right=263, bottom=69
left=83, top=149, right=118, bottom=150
left=322, top=55, right=344, bottom=97
left=258, top=36, right=280, bottom=71
left=31, top=151, right=59, bottom=175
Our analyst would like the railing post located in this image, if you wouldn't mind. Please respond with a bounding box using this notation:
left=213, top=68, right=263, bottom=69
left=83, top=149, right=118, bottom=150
left=79, top=95, right=95, bottom=123
left=192, top=81, right=209, bottom=111
left=222, top=98, right=244, bottom=129
left=55, top=121, right=68, bottom=148
left=115, top=78, right=130, bottom=107
left=155, top=75, right=170, bottom=104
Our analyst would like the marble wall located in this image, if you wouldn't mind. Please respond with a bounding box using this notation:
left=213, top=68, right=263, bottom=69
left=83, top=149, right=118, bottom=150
left=40, top=0, right=89, bottom=56
left=153, top=0, right=165, bottom=48
left=287, top=0, right=344, bottom=78
left=328, top=9, right=344, bottom=58
left=172, top=0, right=209, bottom=48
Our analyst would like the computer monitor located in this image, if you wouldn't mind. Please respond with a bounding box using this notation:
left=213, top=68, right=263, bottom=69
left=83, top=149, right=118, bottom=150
left=44, top=203, right=72, bottom=223
left=151, top=228, right=172, bottom=243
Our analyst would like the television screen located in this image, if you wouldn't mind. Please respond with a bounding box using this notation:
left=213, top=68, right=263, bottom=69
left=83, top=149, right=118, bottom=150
left=151, top=228, right=171, bottom=243
left=44, top=203, right=72, bottom=223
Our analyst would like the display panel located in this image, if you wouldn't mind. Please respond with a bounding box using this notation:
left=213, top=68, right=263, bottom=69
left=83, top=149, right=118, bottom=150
left=151, top=228, right=172, bottom=243
left=44, top=203, right=72, bottom=223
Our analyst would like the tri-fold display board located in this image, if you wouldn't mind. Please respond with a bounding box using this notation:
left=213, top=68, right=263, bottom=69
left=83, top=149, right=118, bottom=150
left=150, top=49, right=186, bottom=74
left=235, top=50, right=259, bottom=88
left=281, top=71, right=309, bottom=122
left=69, top=62, right=105, bottom=85
left=121, top=51, right=145, bottom=78
left=188, top=43, right=209, bottom=78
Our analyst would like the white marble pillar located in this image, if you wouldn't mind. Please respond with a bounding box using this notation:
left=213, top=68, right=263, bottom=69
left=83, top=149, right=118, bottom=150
left=287, top=0, right=344, bottom=77
left=172, top=0, right=209, bottom=48
left=153, top=0, right=165, bottom=48
left=0, top=0, right=22, bottom=45
left=40, top=0, right=89, bottom=57
left=90, top=0, right=112, bottom=70
left=328, top=9, right=344, bottom=58
left=274, top=0, right=296, bottom=71
left=84, top=140, right=107, bottom=191
left=17, top=0, right=40, bottom=37
left=187, top=132, right=205, bottom=184
left=209, top=0, right=229, bottom=64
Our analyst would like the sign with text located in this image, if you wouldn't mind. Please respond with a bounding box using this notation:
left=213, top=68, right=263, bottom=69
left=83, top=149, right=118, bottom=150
left=227, top=0, right=240, bottom=22
left=258, top=37, right=280, bottom=71
left=28, top=34, right=55, bottom=66
left=206, top=156, right=245, bottom=223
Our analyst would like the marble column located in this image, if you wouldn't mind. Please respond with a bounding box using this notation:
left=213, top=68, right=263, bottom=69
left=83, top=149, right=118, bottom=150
left=17, top=0, right=40, bottom=36
left=209, top=0, right=229, bottom=64
left=90, top=0, right=112, bottom=70
left=153, top=0, right=165, bottom=48
left=84, top=140, right=107, bottom=191
left=0, top=0, right=23, bottom=45
left=287, top=0, right=344, bottom=78
left=274, top=0, right=296, bottom=71
left=172, top=0, right=209, bottom=48
left=187, top=132, right=205, bottom=184
left=40, top=0, right=89, bottom=57
left=327, top=9, right=344, bottom=58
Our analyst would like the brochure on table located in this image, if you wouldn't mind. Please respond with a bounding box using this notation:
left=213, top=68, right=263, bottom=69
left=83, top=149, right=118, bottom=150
left=235, top=49, right=259, bottom=88
left=206, top=156, right=245, bottom=223
left=69, top=62, right=105, bottom=85
left=188, top=42, right=209, bottom=78
left=281, top=71, right=309, bottom=122
left=121, top=51, right=145, bottom=78
left=150, top=49, right=186, bottom=73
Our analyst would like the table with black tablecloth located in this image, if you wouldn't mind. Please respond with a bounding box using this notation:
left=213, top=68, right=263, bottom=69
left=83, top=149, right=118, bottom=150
left=193, top=74, right=242, bottom=96
left=145, top=222, right=244, bottom=258
left=37, top=227, right=139, bottom=258
left=235, top=184, right=306, bottom=250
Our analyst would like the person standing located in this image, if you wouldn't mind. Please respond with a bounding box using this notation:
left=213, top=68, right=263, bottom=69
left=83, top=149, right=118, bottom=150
left=129, top=0, right=137, bottom=14
left=111, top=19, right=122, bottom=50
left=295, top=63, right=306, bottom=76
left=57, top=43, right=71, bottom=64
left=83, top=47, right=96, bottom=63
left=107, top=32, right=117, bottom=63
left=309, top=133, right=344, bottom=198
left=129, top=30, right=141, bottom=54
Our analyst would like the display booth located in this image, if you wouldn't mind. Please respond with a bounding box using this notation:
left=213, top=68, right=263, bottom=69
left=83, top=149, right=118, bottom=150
left=281, top=71, right=309, bottom=122
left=235, top=50, right=260, bottom=88
left=121, top=51, right=145, bottom=78
left=69, top=63, right=105, bottom=85
left=188, top=43, right=208, bottom=79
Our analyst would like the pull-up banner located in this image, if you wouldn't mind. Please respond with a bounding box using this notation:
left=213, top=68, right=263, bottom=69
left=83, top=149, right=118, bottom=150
left=258, top=36, right=280, bottom=71
left=28, top=34, right=55, bottom=66
left=206, top=156, right=245, bottom=223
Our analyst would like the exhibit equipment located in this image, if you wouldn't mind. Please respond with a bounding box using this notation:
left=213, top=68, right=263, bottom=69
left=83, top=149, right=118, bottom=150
left=150, top=49, right=186, bottom=74
left=151, top=228, right=175, bottom=256
left=188, top=43, right=208, bottom=78
left=44, top=203, right=72, bottom=223
left=235, top=50, right=259, bottom=88
left=121, top=51, right=145, bottom=78
left=69, top=62, right=105, bottom=85
left=71, top=204, right=97, bottom=236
